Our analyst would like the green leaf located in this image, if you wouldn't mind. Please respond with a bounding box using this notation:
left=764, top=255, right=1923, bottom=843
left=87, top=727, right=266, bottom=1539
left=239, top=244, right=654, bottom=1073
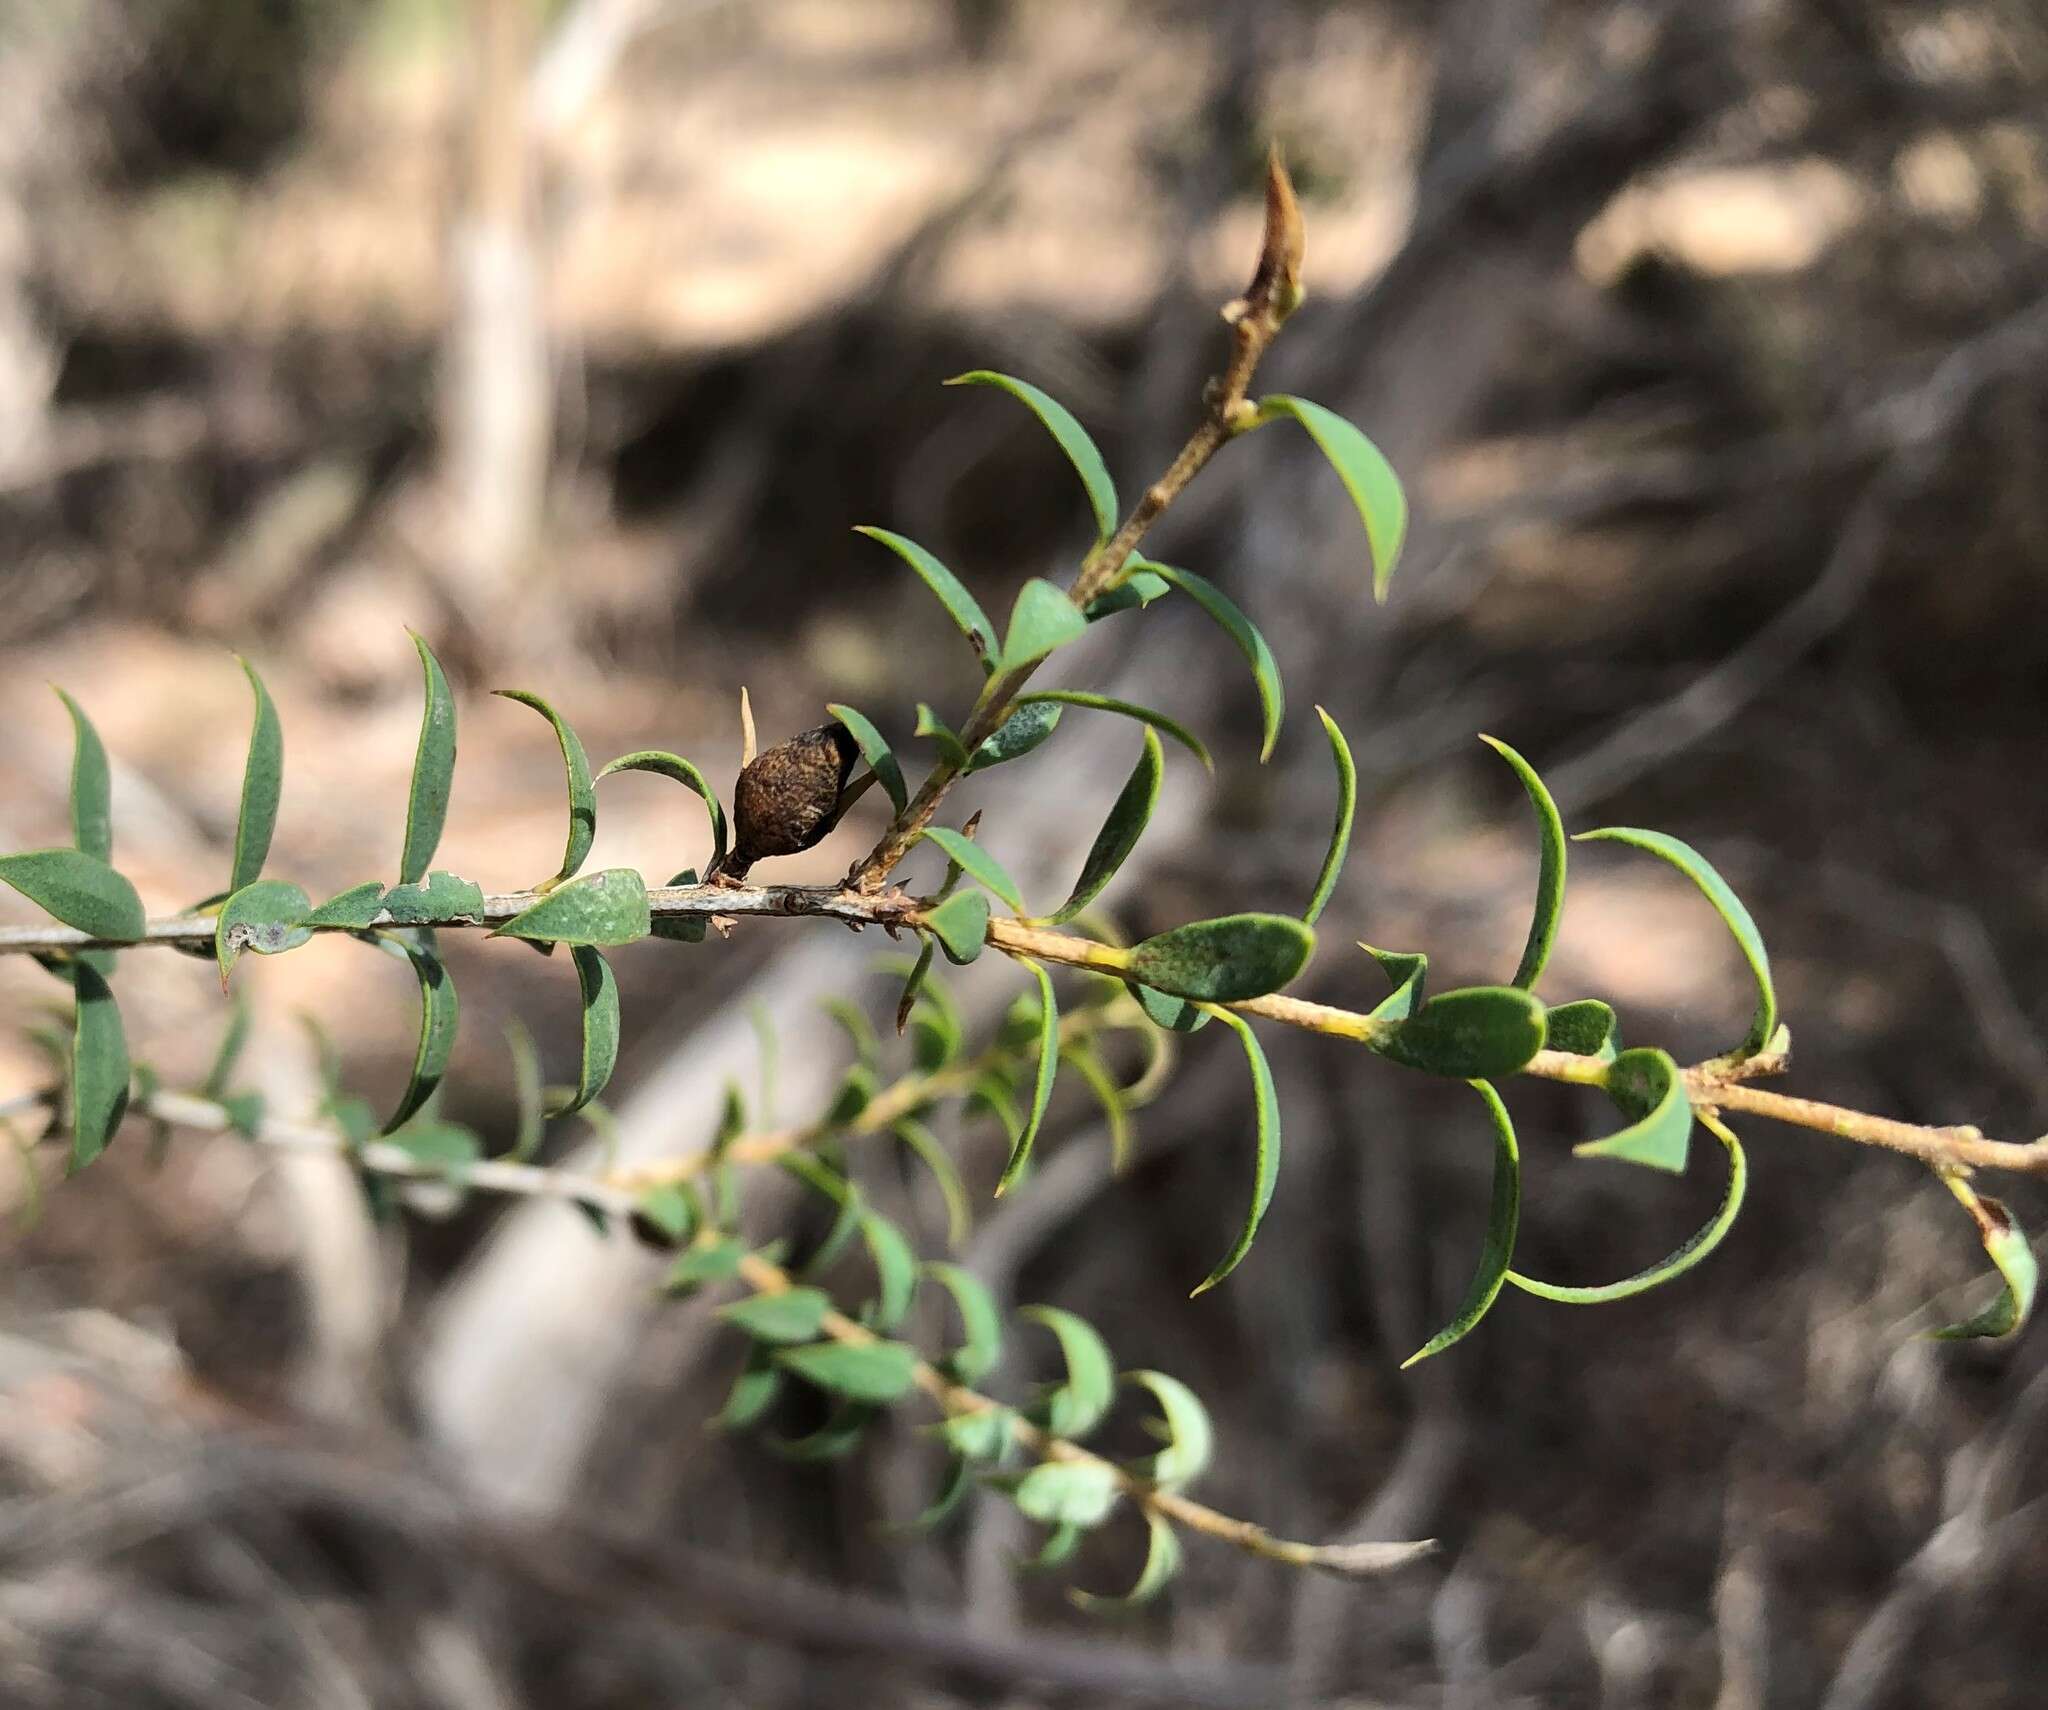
left=1545, top=999, right=1617, bottom=1059
left=54, top=688, right=111, bottom=862
left=720, top=1287, right=833, bottom=1344
left=855, top=525, right=997, bottom=669
left=1021, top=1521, right=1086, bottom=1570
left=1124, top=1370, right=1213, bottom=1489
left=892, top=941, right=936, bottom=1037
left=1403, top=1080, right=1522, bottom=1366
left=821, top=996, right=879, bottom=1067
left=493, top=868, right=651, bottom=946
left=713, top=1346, right=781, bottom=1430
left=652, top=867, right=708, bottom=943
left=494, top=689, right=597, bottom=890
left=1144, top=562, right=1284, bottom=760
left=381, top=870, right=485, bottom=925
left=229, top=656, right=283, bottom=892
left=891, top=1120, right=969, bottom=1251
left=1013, top=691, right=1210, bottom=772
left=1085, top=568, right=1170, bottom=619
left=1022, top=1305, right=1115, bottom=1438
left=1573, top=1047, right=1692, bottom=1173
left=1126, top=981, right=1210, bottom=1033
left=995, top=961, right=1059, bottom=1195
left=1045, top=728, right=1162, bottom=925
left=595, top=749, right=728, bottom=869
left=859, top=1211, right=919, bottom=1332
left=909, top=1456, right=976, bottom=1531
left=823, top=703, right=908, bottom=813
left=547, top=946, right=619, bottom=1118
left=386, top=1119, right=481, bottom=1181
left=303, top=881, right=385, bottom=930
left=217, top=1089, right=265, bottom=1140
left=1126, top=913, right=1312, bottom=1004
left=374, top=932, right=458, bottom=1135
left=0, top=851, right=145, bottom=943
left=936, top=1405, right=1013, bottom=1463
left=1190, top=1008, right=1280, bottom=1295
left=1576, top=828, right=1775, bottom=1058
left=1254, top=395, right=1407, bottom=601
left=1304, top=707, right=1356, bottom=927
left=1014, top=1461, right=1120, bottom=1529
left=770, top=1402, right=878, bottom=1461
left=1062, top=1043, right=1131, bottom=1174
left=946, top=370, right=1118, bottom=542
left=1372, top=986, right=1547, bottom=1080
left=632, top=1184, right=696, bottom=1247
left=399, top=632, right=457, bottom=886
left=917, top=828, right=1025, bottom=913
left=997, top=578, right=1089, bottom=673
left=1363, top=946, right=1427, bottom=1020
left=214, top=879, right=311, bottom=983
left=915, top=703, right=970, bottom=768
left=201, top=991, right=251, bottom=1100
left=667, top=1236, right=747, bottom=1293
left=822, top=1063, right=876, bottom=1126
left=965, top=702, right=1059, bottom=776
left=1510, top=1108, right=1747, bottom=1303
left=776, top=1338, right=919, bottom=1404
left=1481, top=736, right=1565, bottom=989
left=1072, top=1510, right=1182, bottom=1610
left=1930, top=1174, right=2038, bottom=1340
left=924, top=889, right=990, bottom=966
left=908, top=990, right=960, bottom=1071
left=504, top=1017, right=545, bottom=1161
left=925, top=1261, right=1002, bottom=1383
left=67, top=960, right=129, bottom=1171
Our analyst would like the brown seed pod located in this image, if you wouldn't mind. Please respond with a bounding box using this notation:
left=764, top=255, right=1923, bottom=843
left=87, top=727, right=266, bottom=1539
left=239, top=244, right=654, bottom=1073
left=712, top=720, right=860, bottom=881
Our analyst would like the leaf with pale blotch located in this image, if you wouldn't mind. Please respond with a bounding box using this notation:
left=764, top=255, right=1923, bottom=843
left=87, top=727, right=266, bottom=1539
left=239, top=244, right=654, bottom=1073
left=1578, top=828, right=1775, bottom=1058
left=1126, top=913, right=1312, bottom=1004
left=946, top=371, right=1118, bottom=542
left=713, top=1347, right=781, bottom=1430
left=494, top=689, right=596, bottom=889
left=776, top=1338, right=919, bottom=1404
left=924, top=889, right=990, bottom=966
left=595, top=749, right=728, bottom=868
left=1045, top=729, right=1161, bottom=926
left=67, top=960, right=129, bottom=1171
left=382, top=870, right=485, bottom=925
left=917, top=827, right=1024, bottom=912
left=55, top=688, right=111, bottom=862
left=1022, top=1305, right=1115, bottom=1439
left=856, top=526, right=997, bottom=670
left=303, top=881, right=384, bottom=930
left=1304, top=707, right=1356, bottom=926
left=1574, top=1047, right=1692, bottom=1173
left=1363, top=946, right=1427, bottom=1020
left=1190, top=1007, right=1280, bottom=1295
left=1371, top=986, right=1546, bottom=1080
left=1403, top=1079, right=1521, bottom=1365
left=1124, top=1369, right=1212, bottom=1488
left=859, top=1211, right=919, bottom=1332
left=997, top=578, right=1089, bottom=673
left=915, top=703, right=970, bottom=769
left=824, top=703, right=907, bottom=812
left=995, top=962, right=1059, bottom=1195
left=1014, top=1461, right=1120, bottom=1529
left=925, top=1261, right=1001, bottom=1384
left=1143, top=562, right=1284, bottom=760
left=967, top=700, right=1062, bottom=773
left=229, top=656, right=283, bottom=893
left=1545, top=999, right=1617, bottom=1059
left=372, top=932, right=458, bottom=1135
left=721, top=1287, right=832, bottom=1344
left=667, top=1237, right=747, bottom=1294
left=494, top=869, right=650, bottom=947
left=895, top=1119, right=971, bottom=1250
left=1072, top=1510, right=1183, bottom=1610
left=1015, top=690, right=1210, bottom=771
left=936, top=1406, right=1013, bottom=1463
left=1061, top=1043, right=1131, bottom=1173
left=1481, top=736, right=1565, bottom=990
left=1930, top=1174, right=2039, bottom=1340
left=0, top=851, right=145, bottom=943
left=400, top=633, right=457, bottom=885
left=1084, top=568, right=1170, bottom=619
left=546, top=946, right=618, bottom=1117
left=1512, top=1108, right=1747, bottom=1303
left=214, top=879, right=311, bottom=983
left=1254, top=395, right=1407, bottom=600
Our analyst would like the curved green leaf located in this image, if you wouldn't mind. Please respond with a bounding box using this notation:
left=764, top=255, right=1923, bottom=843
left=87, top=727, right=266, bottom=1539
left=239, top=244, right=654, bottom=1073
left=946, top=370, right=1118, bottom=542
left=668, top=1236, right=747, bottom=1294
left=1481, top=736, right=1565, bottom=990
left=721, top=1287, right=833, bottom=1344
left=229, top=656, right=283, bottom=892
left=1124, top=1369, right=1213, bottom=1488
left=1577, top=828, right=1775, bottom=1058
left=400, top=632, right=456, bottom=885
left=1931, top=1173, right=2038, bottom=1340
left=925, top=1261, right=1002, bottom=1383
left=1015, top=1461, right=1120, bottom=1529
left=1190, top=1007, right=1280, bottom=1295
left=923, top=889, right=990, bottom=965
left=713, top=1346, right=781, bottom=1429
left=55, top=688, right=111, bottom=862
left=504, top=1016, right=545, bottom=1162
left=997, top=578, right=1089, bottom=673
left=549, top=946, right=619, bottom=1118
left=859, top=1210, right=919, bottom=1332
left=1402, top=1079, right=1521, bottom=1365
left=1085, top=568, right=1169, bottom=620
left=1371, top=986, right=1546, bottom=1079
left=1014, top=691, right=1210, bottom=772
left=915, top=703, right=970, bottom=769
left=1022, top=1304, right=1116, bottom=1438
left=303, top=881, right=385, bottom=930
left=1510, top=1107, right=1746, bottom=1303
left=967, top=701, right=1062, bottom=773
left=373, top=931, right=458, bottom=1135
left=822, top=996, right=879, bottom=1067
left=1061, top=1043, right=1131, bottom=1174
left=1126, top=913, right=1312, bottom=1004
left=0, top=851, right=145, bottom=943
left=909, top=1456, right=976, bottom=1531
left=936, top=1405, right=1013, bottom=1463
left=996, top=960, right=1059, bottom=1195
left=1254, top=395, right=1407, bottom=600
left=1304, top=707, right=1356, bottom=927
left=776, top=1339, right=919, bottom=1404
left=214, top=879, right=311, bottom=984
left=494, top=689, right=596, bottom=890
left=918, top=828, right=1024, bottom=913
left=1126, top=980, right=1210, bottom=1034
left=1045, top=728, right=1162, bottom=925
left=493, top=868, right=651, bottom=947
left=895, top=1119, right=971, bottom=1250
left=67, top=959, right=129, bottom=1171
left=1144, top=562, right=1283, bottom=760
left=1071, top=1510, right=1182, bottom=1610
left=824, top=704, right=907, bottom=813
left=1545, top=999, right=1617, bottom=1060
left=596, top=749, right=728, bottom=868
left=1573, top=1047, right=1692, bottom=1173
left=770, top=1401, right=878, bottom=1462
left=856, top=525, right=997, bottom=669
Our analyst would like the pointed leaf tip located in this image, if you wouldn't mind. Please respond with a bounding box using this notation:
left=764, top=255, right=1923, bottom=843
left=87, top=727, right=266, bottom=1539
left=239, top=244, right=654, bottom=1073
left=1253, top=396, right=1407, bottom=600
left=945, top=371, right=1118, bottom=543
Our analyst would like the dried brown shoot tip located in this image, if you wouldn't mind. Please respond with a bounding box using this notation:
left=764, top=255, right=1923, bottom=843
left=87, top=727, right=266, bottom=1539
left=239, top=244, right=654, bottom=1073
left=1227, top=144, right=1306, bottom=329
left=739, top=685, right=758, bottom=768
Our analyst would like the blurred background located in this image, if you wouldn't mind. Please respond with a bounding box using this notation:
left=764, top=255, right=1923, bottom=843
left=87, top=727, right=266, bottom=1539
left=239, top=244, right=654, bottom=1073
left=3, top=0, right=2047, bottom=1704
